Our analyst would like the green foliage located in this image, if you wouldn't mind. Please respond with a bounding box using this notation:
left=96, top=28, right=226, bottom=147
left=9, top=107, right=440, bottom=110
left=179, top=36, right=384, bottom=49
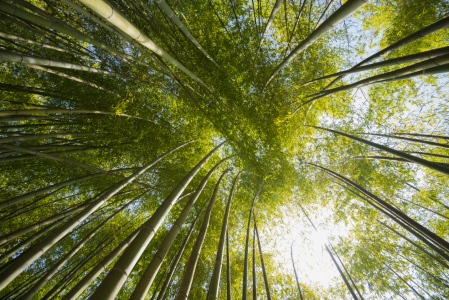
left=0, top=0, right=448, bottom=299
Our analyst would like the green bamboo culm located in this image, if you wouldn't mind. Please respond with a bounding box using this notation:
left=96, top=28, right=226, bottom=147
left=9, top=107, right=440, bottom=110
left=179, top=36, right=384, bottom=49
left=264, top=0, right=370, bottom=88
left=309, top=126, right=449, bottom=176
left=0, top=1, right=147, bottom=66
left=302, top=46, right=449, bottom=86
left=0, top=140, right=195, bottom=291
left=128, top=156, right=235, bottom=300
left=291, top=241, right=304, bottom=300
left=308, top=53, right=449, bottom=100
left=174, top=170, right=229, bottom=300
left=77, top=0, right=207, bottom=87
left=299, top=204, right=359, bottom=300
left=207, top=171, right=242, bottom=300
left=252, top=221, right=257, bottom=300
left=254, top=214, right=271, bottom=299
left=155, top=203, right=208, bottom=300
left=19, top=193, right=144, bottom=300
left=154, top=0, right=219, bottom=68
left=0, top=51, right=126, bottom=78
left=321, top=16, right=449, bottom=90
left=309, top=162, right=449, bottom=256
left=61, top=227, right=142, bottom=300
left=90, top=141, right=225, bottom=300
left=253, top=0, right=282, bottom=68
left=242, top=182, right=263, bottom=300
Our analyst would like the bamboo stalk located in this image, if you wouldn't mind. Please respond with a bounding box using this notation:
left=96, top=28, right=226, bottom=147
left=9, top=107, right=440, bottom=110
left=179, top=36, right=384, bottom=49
left=311, top=162, right=449, bottom=255
left=253, top=0, right=282, bottom=67
left=0, top=222, right=58, bottom=264
left=0, top=31, right=101, bottom=61
left=174, top=170, right=228, bottom=300
left=0, top=204, right=87, bottom=246
left=155, top=204, right=207, bottom=300
left=90, top=142, right=226, bottom=300
left=291, top=241, right=304, bottom=300
left=303, top=46, right=449, bottom=85
left=264, top=0, right=370, bottom=88
left=154, top=0, right=219, bottom=67
left=0, top=143, right=154, bottom=189
left=0, top=173, right=103, bottom=210
left=0, top=51, right=124, bottom=77
left=313, top=0, right=337, bottom=30
left=129, top=160, right=233, bottom=300
left=309, top=126, right=449, bottom=176
left=0, top=108, right=163, bottom=126
left=78, top=0, right=207, bottom=87
left=19, top=193, right=144, bottom=300
left=322, top=16, right=449, bottom=90
left=0, top=141, right=193, bottom=290
left=309, top=54, right=449, bottom=100
left=299, top=204, right=358, bottom=300
left=0, top=1, right=148, bottom=67
left=207, top=171, right=242, bottom=300
left=254, top=214, right=271, bottom=299
left=242, top=182, right=264, bottom=300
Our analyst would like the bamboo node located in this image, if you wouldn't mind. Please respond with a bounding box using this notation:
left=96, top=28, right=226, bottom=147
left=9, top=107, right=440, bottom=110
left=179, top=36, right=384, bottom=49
left=141, top=224, right=156, bottom=233
left=106, top=8, right=114, bottom=20
left=112, top=266, right=128, bottom=276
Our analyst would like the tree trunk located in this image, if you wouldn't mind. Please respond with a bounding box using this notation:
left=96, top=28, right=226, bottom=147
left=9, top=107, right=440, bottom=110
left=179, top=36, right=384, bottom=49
left=254, top=215, right=271, bottom=299
left=316, top=163, right=449, bottom=256
left=264, top=0, right=369, bottom=88
left=379, top=221, right=449, bottom=269
left=242, top=182, right=263, bottom=300
left=329, top=242, right=364, bottom=299
left=380, top=63, right=449, bottom=83
left=322, top=16, right=449, bottom=90
left=154, top=0, right=219, bottom=67
left=386, top=264, right=426, bottom=300
left=0, top=31, right=102, bottom=62
left=0, top=143, right=155, bottom=188
left=129, top=157, right=233, bottom=300
left=393, top=132, right=449, bottom=140
left=310, top=126, right=449, bottom=176
left=0, top=222, right=59, bottom=264
left=0, top=51, right=128, bottom=78
left=207, top=171, right=242, bottom=300
left=0, top=204, right=86, bottom=246
left=304, top=46, right=449, bottom=85
left=291, top=242, right=303, bottom=300
left=254, top=0, right=282, bottom=67
left=226, top=228, right=231, bottom=300
left=156, top=203, right=207, bottom=300
left=252, top=222, right=257, bottom=300
left=59, top=0, right=172, bottom=83
left=309, top=54, right=449, bottom=100
left=0, top=108, right=163, bottom=126
left=90, top=142, right=226, bottom=300
left=23, top=63, right=119, bottom=95
left=0, top=173, right=102, bottom=210
left=19, top=193, right=142, bottom=300
left=299, top=204, right=358, bottom=299
left=313, top=0, right=337, bottom=30
left=174, top=170, right=228, bottom=300
left=0, top=132, right=95, bottom=144
left=61, top=227, right=141, bottom=300
left=78, top=0, right=207, bottom=87
left=0, top=140, right=193, bottom=290
left=0, top=1, right=150, bottom=67
left=359, top=132, right=449, bottom=150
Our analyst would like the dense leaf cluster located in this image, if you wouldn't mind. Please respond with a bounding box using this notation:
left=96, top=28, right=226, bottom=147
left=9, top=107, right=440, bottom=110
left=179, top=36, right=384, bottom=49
left=0, top=0, right=448, bottom=299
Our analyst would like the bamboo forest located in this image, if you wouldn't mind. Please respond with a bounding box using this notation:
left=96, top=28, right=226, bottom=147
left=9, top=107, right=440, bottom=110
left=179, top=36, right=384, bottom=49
left=1, top=0, right=449, bottom=299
